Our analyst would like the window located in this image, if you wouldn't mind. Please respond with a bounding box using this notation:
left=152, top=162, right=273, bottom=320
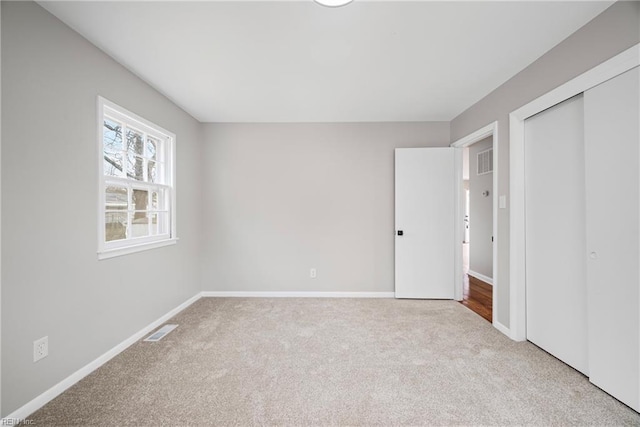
left=98, top=97, right=176, bottom=259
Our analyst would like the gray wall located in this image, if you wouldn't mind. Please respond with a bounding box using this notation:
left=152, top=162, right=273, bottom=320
left=200, top=122, right=449, bottom=292
left=1, top=2, right=202, bottom=416
left=450, top=0, right=640, bottom=328
left=468, top=136, right=493, bottom=280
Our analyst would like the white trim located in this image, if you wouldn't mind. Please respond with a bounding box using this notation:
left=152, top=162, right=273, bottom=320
left=2, top=293, right=201, bottom=422
left=451, top=121, right=501, bottom=336
left=453, top=147, right=463, bottom=300
left=493, top=320, right=511, bottom=337
left=509, top=43, right=640, bottom=342
left=452, top=122, right=495, bottom=147
left=99, top=97, right=175, bottom=140
left=492, top=127, right=499, bottom=330
left=511, top=45, right=640, bottom=123
left=201, top=291, right=395, bottom=298
left=468, top=270, right=493, bottom=286
left=98, top=237, right=178, bottom=260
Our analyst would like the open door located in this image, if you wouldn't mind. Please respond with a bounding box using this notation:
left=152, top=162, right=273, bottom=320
left=395, top=147, right=456, bottom=299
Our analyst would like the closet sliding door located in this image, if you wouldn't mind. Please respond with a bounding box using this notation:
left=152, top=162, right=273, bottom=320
left=523, top=66, right=639, bottom=411
left=584, top=67, right=640, bottom=411
left=523, top=95, right=589, bottom=375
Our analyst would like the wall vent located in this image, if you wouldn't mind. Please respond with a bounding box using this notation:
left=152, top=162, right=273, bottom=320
left=144, top=324, right=178, bottom=342
left=477, top=148, right=493, bottom=175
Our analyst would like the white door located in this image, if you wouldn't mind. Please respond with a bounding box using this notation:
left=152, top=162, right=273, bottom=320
left=585, top=67, right=639, bottom=411
left=395, top=147, right=456, bottom=299
left=524, top=95, right=589, bottom=375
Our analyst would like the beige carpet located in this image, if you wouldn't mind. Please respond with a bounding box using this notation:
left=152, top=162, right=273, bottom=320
left=28, top=298, right=640, bottom=425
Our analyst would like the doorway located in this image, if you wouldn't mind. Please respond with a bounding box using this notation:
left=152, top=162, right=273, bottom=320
left=451, top=122, right=498, bottom=326
left=460, top=139, right=493, bottom=322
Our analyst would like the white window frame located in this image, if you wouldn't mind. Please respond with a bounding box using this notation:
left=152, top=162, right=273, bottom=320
left=97, top=96, right=177, bottom=260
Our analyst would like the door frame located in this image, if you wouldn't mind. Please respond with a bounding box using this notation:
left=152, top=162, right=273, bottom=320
left=451, top=121, right=501, bottom=330
left=508, top=43, right=639, bottom=341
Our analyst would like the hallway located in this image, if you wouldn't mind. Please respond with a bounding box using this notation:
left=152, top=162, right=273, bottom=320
left=460, top=243, right=493, bottom=322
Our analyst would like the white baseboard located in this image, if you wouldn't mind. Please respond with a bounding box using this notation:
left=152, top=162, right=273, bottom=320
left=3, top=293, right=202, bottom=423
left=493, top=319, right=511, bottom=337
left=467, top=270, right=493, bottom=286
left=201, top=291, right=395, bottom=298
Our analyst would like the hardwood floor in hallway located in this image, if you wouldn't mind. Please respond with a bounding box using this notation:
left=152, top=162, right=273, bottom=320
left=460, top=243, right=493, bottom=322
left=460, top=275, right=493, bottom=322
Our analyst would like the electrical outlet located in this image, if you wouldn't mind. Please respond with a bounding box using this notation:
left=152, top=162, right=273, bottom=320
left=310, top=268, right=317, bottom=279
left=34, top=336, right=48, bottom=362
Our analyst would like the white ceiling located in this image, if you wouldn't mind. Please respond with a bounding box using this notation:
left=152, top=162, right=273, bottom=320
left=39, top=1, right=613, bottom=123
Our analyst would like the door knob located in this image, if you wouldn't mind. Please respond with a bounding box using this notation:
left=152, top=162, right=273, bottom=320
left=397, top=230, right=403, bottom=236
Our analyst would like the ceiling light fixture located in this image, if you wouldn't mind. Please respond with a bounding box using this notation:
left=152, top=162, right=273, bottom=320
left=314, top=0, right=354, bottom=8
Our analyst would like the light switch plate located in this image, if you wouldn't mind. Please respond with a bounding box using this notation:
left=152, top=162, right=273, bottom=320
left=499, top=195, right=507, bottom=209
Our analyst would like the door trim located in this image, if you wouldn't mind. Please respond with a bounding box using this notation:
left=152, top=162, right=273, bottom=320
left=451, top=121, right=501, bottom=332
left=508, top=43, right=640, bottom=341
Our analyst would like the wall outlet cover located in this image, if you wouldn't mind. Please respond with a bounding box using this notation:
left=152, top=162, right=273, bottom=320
left=34, top=336, right=48, bottom=362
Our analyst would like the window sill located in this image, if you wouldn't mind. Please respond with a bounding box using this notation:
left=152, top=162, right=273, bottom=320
left=98, top=238, right=178, bottom=260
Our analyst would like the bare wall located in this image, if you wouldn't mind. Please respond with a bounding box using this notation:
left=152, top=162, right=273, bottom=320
left=450, top=0, right=640, bottom=329
left=1, top=1, right=202, bottom=415
left=200, top=122, right=449, bottom=293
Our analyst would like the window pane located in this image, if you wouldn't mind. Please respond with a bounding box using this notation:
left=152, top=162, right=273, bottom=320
left=132, top=189, right=148, bottom=211
left=105, top=186, right=128, bottom=210
left=146, top=136, right=158, bottom=160
left=126, top=128, right=145, bottom=157
left=105, top=212, right=127, bottom=242
left=103, top=119, right=124, bottom=177
left=149, top=213, right=158, bottom=235
left=103, top=154, right=123, bottom=177
left=103, top=119, right=123, bottom=154
left=126, top=152, right=145, bottom=181
left=153, top=188, right=168, bottom=210
left=148, top=161, right=157, bottom=183
left=131, top=213, right=149, bottom=238
left=151, top=191, right=159, bottom=210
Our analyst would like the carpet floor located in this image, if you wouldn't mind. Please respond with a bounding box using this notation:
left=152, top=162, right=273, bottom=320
left=28, top=298, right=640, bottom=425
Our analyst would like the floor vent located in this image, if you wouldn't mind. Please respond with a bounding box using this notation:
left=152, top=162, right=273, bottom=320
left=144, top=324, right=178, bottom=342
